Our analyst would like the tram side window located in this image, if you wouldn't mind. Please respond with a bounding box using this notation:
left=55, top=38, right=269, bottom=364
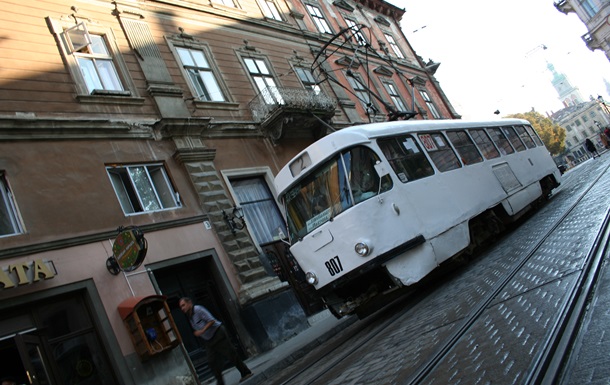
left=514, top=125, right=536, bottom=148
left=502, top=126, right=526, bottom=151
left=343, top=146, right=392, bottom=203
left=470, top=129, right=500, bottom=159
left=378, top=136, right=434, bottom=183
left=446, top=131, right=483, bottom=165
left=488, top=127, right=515, bottom=156
left=418, top=133, right=461, bottom=172
left=525, top=125, right=544, bottom=146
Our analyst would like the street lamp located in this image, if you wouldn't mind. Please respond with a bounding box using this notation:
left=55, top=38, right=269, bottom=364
left=597, top=95, right=610, bottom=115
left=223, top=206, right=246, bottom=234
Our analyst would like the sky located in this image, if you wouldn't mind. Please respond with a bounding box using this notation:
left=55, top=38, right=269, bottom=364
left=392, top=0, right=610, bottom=119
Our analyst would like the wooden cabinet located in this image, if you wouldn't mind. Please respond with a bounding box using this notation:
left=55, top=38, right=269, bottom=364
left=118, top=295, right=181, bottom=360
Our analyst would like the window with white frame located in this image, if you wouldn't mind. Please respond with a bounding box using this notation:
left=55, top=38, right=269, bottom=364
left=107, top=164, right=180, bottom=215
left=175, top=47, right=226, bottom=102
left=244, top=57, right=283, bottom=104
left=260, top=0, right=282, bottom=20
left=46, top=17, right=138, bottom=99
left=230, top=177, right=285, bottom=244
left=64, top=23, right=125, bottom=94
left=345, top=18, right=367, bottom=46
left=347, top=74, right=379, bottom=115
left=384, top=34, right=405, bottom=59
left=295, top=67, right=321, bottom=94
left=419, top=89, right=441, bottom=119
left=0, top=172, right=23, bottom=237
left=306, top=4, right=333, bottom=34
left=383, top=81, right=407, bottom=112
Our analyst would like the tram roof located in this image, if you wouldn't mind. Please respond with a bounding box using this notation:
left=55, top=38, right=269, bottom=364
left=341, top=118, right=531, bottom=137
left=311, top=118, right=532, bottom=151
left=274, top=118, right=531, bottom=195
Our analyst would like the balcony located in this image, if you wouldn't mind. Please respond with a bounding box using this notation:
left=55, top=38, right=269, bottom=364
left=554, top=0, right=574, bottom=14
left=582, top=32, right=600, bottom=50
left=248, top=87, right=337, bottom=140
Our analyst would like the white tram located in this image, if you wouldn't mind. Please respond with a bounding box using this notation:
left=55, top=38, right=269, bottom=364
left=274, top=119, right=561, bottom=317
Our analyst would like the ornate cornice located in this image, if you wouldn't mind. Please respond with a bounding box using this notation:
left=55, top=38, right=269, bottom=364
left=352, top=0, right=405, bottom=20
left=0, top=216, right=207, bottom=260
left=374, top=65, right=394, bottom=76
left=173, top=147, right=217, bottom=163
left=0, top=117, right=155, bottom=140
left=153, top=117, right=212, bottom=138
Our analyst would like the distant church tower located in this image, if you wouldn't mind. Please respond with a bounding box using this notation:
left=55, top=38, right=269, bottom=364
left=548, top=62, right=584, bottom=107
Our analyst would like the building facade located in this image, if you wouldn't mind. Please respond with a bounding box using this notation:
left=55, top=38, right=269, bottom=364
left=0, top=0, right=457, bottom=383
left=551, top=99, right=610, bottom=163
left=555, top=0, right=610, bottom=62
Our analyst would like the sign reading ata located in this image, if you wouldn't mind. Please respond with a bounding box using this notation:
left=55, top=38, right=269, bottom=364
left=0, top=259, right=56, bottom=289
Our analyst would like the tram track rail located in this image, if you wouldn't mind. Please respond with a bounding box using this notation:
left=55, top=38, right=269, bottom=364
left=271, top=163, right=610, bottom=385
left=530, top=207, right=610, bottom=385
left=402, top=164, right=610, bottom=385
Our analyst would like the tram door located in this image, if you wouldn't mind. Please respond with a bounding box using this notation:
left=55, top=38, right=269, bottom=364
left=14, top=334, right=52, bottom=385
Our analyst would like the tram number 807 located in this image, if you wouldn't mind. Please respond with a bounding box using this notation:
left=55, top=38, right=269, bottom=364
left=325, top=256, right=343, bottom=276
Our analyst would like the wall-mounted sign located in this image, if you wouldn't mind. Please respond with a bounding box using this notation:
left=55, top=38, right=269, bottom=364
left=0, top=259, right=56, bottom=290
left=107, top=226, right=148, bottom=275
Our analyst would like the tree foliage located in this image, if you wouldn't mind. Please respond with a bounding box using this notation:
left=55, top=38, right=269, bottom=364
left=506, top=111, right=566, bottom=155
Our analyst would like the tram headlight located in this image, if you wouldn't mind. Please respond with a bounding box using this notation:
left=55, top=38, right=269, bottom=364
left=355, top=242, right=371, bottom=256
left=305, top=271, right=318, bottom=285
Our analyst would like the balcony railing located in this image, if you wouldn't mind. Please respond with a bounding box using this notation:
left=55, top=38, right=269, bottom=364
left=248, top=86, right=337, bottom=123
left=582, top=32, right=600, bottom=50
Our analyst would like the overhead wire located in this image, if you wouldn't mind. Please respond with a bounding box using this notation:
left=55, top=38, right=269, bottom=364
left=311, top=24, right=418, bottom=121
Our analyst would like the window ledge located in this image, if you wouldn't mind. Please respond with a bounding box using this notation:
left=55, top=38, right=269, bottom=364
left=263, top=17, right=287, bottom=24
left=192, top=100, right=241, bottom=111
left=77, top=94, right=146, bottom=105
left=210, top=2, right=247, bottom=15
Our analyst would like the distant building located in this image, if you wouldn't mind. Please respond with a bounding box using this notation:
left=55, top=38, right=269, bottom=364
left=550, top=100, right=610, bottom=162
left=548, top=62, right=584, bottom=107
left=555, top=0, right=610, bottom=62
left=544, top=59, right=610, bottom=163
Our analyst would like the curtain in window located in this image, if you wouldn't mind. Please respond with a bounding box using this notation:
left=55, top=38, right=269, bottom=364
left=232, top=178, right=285, bottom=244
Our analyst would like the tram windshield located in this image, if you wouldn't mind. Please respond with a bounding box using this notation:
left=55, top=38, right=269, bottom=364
left=283, top=146, right=391, bottom=243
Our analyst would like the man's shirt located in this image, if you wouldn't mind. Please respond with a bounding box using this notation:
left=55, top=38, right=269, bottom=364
left=188, top=305, right=222, bottom=341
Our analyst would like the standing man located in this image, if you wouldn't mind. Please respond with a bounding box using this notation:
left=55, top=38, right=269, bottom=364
left=179, top=297, right=253, bottom=384
left=585, top=138, right=599, bottom=158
